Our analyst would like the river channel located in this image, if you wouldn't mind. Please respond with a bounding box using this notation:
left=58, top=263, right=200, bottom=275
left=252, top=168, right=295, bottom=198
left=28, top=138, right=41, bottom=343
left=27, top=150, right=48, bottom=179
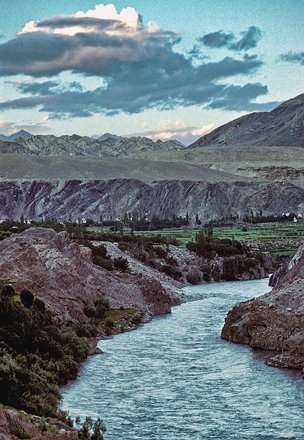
left=61, top=278, right=304, bottom=439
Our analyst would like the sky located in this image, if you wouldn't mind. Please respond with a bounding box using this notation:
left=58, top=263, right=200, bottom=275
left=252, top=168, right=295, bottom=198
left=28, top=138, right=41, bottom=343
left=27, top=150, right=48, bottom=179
left=0, top=0, right=303, bottom=144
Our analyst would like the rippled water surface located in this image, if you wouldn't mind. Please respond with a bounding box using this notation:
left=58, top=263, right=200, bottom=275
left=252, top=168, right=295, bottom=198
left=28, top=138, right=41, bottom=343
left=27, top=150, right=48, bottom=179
left=61, top=278, right=304, bottom=439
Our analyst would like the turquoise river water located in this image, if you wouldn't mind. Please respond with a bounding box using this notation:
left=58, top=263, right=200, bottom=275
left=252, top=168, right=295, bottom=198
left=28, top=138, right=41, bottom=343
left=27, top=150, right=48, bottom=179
left=61, top=278, right=304, bottom=439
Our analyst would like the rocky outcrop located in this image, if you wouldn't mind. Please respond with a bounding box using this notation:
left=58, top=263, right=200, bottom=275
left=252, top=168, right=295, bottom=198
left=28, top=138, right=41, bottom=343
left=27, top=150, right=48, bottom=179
left=0, top=228, right=179, bottom=320
left=190, top=93, right=304, bottom=148
left=221, top=244, right=304, bottom=369
left=0, top=405, right=77, bottom=440
left=0, top=179, right=303, bottom=224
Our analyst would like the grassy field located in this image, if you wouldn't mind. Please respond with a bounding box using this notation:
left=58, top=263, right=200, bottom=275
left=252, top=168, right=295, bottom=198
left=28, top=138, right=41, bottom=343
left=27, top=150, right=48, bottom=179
left=88, top=222, right=304, bottom=256
left=133, top=223, right=304, bottom=256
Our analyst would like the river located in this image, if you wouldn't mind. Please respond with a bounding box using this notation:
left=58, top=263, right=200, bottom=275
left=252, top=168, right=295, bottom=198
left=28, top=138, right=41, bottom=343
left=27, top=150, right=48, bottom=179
left=61, top=278, right=304, bottom=439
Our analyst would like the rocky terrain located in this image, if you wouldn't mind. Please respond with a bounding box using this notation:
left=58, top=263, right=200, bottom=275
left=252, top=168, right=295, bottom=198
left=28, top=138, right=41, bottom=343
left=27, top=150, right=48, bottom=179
left=0, top=179, right=303, bottom=224
left=0, top=405, right=77, bottom=440
left=190, top=93, right=304, bottom=148
left=0, top=95, right=302, bottom=187
left=0, top=133, right=184, bottom=157
left=221, top=244, right=304, bottom=370
left=0, top=228, right=180, bottom=320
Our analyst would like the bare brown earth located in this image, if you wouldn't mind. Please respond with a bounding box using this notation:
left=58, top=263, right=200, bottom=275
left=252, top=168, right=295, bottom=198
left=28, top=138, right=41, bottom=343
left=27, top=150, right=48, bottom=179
left=221, top=244, right=304, bottom=370
left=125, top=145, right=304, bottom=188
left=0, top=154, right=249, bottom=184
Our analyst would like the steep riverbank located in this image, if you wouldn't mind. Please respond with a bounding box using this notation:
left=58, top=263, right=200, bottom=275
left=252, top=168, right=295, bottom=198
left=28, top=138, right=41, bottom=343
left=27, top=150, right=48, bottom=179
left=221, top=244, right=304, bottom=370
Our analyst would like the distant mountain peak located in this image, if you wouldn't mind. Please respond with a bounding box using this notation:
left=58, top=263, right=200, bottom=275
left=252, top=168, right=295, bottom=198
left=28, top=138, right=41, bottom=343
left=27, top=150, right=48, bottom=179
left=97, top=133, right=118, bottom=142
left=0, top=130, right=32, bottom=142
left=189, top=93, right=304, bottom=148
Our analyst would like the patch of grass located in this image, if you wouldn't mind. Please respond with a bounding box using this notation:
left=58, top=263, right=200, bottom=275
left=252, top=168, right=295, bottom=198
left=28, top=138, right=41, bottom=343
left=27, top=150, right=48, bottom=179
left=100, top=307, right=139, bottom=323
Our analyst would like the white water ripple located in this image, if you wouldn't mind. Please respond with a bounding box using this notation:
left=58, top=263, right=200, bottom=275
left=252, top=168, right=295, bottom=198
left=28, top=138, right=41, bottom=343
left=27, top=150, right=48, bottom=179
left=61, top=278, right=304, bottom=439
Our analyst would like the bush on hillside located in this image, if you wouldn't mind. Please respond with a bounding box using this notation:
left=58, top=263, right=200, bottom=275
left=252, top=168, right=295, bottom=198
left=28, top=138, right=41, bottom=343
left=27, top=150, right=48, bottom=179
left=186, top=272, right=202, bottom=285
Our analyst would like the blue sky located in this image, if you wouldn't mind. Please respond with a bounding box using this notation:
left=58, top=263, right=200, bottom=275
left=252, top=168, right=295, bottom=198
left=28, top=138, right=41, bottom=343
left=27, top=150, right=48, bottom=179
left=0, top=0, right=303, bottom=144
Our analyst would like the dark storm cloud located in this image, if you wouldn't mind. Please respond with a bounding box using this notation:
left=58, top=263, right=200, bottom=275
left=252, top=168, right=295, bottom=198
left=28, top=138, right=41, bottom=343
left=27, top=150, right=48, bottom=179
left=0, top=15, right=270, bottom=116
left=199, top=31, right=234, bottom=49
left=208, top=83, right=279, bottom=111
left=199, top=26, right=262, bottom=51
left=280, top=51, right=304, bottom=65
left=0, top=54, right=267, bottom=117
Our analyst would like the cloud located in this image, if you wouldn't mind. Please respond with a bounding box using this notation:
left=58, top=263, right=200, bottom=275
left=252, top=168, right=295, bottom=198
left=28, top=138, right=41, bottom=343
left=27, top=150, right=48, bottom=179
left=20, top=4, right=140, bottom=35
left=280, top=51, right=304, bottom=65
left=122, top=120, right=216, bottom=145
left=0, top=119, right=13, bottom=133
left=207, top=83, right=279, bottom=111
left=0, top=5, right=270, bottom=117
left=0, top=118, right=50, bottom=135
left=199, top=26, right=262, bottom=51
left=199, top=31, right=234, bottom=49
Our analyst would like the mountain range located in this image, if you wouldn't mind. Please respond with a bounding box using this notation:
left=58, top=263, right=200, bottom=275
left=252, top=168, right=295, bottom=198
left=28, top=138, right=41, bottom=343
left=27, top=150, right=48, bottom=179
left=0, top=130, right=32, bottom=142
left=0, top=133, right=185, bottom=157
left=0, top=93, right=303, bottom=223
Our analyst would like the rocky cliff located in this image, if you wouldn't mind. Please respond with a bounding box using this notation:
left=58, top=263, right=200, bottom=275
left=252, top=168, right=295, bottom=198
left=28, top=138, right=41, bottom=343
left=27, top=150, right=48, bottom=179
left=221, top=244, right=304, bottom=370
left=0, top=179, right=303, bottom=223
left=0, top=228, right=180, bottom=320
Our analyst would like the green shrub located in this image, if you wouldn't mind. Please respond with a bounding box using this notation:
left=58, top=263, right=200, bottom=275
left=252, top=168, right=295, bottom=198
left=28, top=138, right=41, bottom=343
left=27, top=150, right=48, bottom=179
left=153, top=246, right=168, bottom=259
left=161, top=264, right=182, bottom=279
left=118, top=242, right=129, bottom=252
left=20, top=289, right=34, bottom=308
left=105, top=319, right=114, bottom=328
left=92, top=256, right=114, bottom=271
left=202, top=272, right=211, bottom=282
left=186, top=272, right=202, bottom=285
left=213, top=270, right=221, bottom=282
left=131, top=313, right=143, bottom=325
left=33, top=298, right=45, bottom=313
left=113, top=257, right=129, bottom=272
left=2, top=284, right=15, bottom=297
left=0, top=295, right=89, bottom=417
left=83, top=298, right=110, bottom=320
left=165, top=256, right=178, bottom=266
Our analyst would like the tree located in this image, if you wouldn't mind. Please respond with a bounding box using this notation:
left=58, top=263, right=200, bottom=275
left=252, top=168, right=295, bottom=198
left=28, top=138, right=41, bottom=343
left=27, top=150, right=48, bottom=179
left=33, top=298, right=46, bottom=313
left=113, top=257, right=129, bottom=272
left=1, top=284, right=15, bottom=297
left=20, top=289, right=34, bottom=308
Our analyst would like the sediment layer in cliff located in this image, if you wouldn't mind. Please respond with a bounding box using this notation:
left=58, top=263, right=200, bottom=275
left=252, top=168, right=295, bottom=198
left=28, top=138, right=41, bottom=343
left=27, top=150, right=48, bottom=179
left=0, top=179, right=303, bottom=224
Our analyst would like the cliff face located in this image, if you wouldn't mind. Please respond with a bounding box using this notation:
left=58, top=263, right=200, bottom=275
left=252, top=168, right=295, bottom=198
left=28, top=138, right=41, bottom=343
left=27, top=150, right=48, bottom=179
left=221, top=244, right=304, bottom=369
left=0, top=228, right=179, bottom=320
left=0, top=179, right=303, bottom=223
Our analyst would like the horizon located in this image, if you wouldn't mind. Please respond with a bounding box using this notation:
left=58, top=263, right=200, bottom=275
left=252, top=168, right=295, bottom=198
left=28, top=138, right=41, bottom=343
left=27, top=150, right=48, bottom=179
left=0, top=1, right=303, bottom=144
